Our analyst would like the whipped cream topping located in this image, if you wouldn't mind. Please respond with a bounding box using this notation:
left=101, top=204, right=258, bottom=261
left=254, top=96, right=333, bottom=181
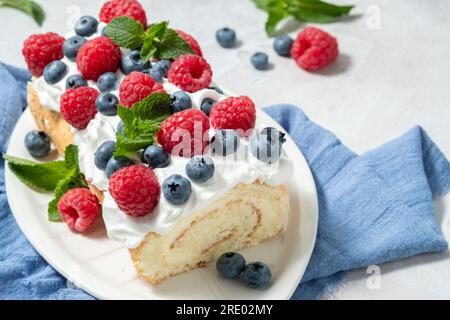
left=31, top=25, right=293, bottom=248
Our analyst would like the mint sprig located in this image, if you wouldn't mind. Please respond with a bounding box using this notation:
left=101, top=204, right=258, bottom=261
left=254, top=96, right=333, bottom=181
left=4, top=145, right=88, bottom=222
left=114, top=92, right=172, bottom=158
left=104, top=18, right=194, bottom=62
left=0, top=0, right=45, bottom=26
left=252, top=0, right=354, bottom=36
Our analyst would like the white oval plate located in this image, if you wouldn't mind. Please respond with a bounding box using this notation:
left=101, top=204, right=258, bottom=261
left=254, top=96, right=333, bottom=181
left=5, top=107, right=318, bottom=300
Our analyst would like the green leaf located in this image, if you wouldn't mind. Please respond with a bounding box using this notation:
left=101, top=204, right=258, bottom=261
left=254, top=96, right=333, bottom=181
left=3, top=154, right=70, bottom=192
left=104, top=16, right=145, bottom=49
left=114, top=93, right=172, bottom=157
left=157, top=28, right=194, bottom=60
left=140, top=21, right=169, bottom=61
left=0, top=0, right=45, bottom=26
left=265, top=1, right=289, bottom=36
left=251, top=0, right=273, bottom=10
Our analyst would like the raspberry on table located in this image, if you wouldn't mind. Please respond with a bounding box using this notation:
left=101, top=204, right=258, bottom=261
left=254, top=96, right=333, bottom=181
left=209, top=96, right=256, bottom=135
left=175, top=29, right=203, bottom=56
left=157, top=109, right=210, bottom=157
left=108, top=165, right=160, bottom=217
left=22, top=32, right=64, bottom=77
left=99, top=0, right=147, bottom=28
left=57, top=188, right=100, bottom=232
left=167, top=54, right=212, bottom=93
left=60, top=87, right=99, bottom=129
left=119, top=71, right=166, bottom=107
left=290, top=27, right=339, bottom=71
left=76, top=36, right=121, bottom=81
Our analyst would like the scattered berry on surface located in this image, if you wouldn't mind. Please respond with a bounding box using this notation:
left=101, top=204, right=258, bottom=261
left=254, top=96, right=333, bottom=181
left=65, top=74, right=87, bottom=89
left=99, top=0, right=147, bottom=27
left=74, top=15, right=98, bottom=37
left=24, top=130, right=51, bottom=158
left=175, top=29, right=203, bottom=56
left=273, top=35, right=293, bottom=57
left=63, top=35, right=87, bottom=61
left=250, top=52, right=269, bottom=70
left=211, top=129, right=240, bottom=156
left=209, top=96, right=256, bottom=135
left=141, top=145, right=170, bottom=169
left=94, top=141, right=116, bottom=171
left=119, top=71, right=166, bottom=107
left=216, top=27, right=236, bottom=48
left=185, top=155, right=214, bottom=183
left=97, top=72, right=117, bottom=92
left=162, top=174, right=191, bottom=205
left=242, top=262, right=272, bottom=288
left=43, top=60, right=67, bottom=84
left=60, top=87, right=99, bottom=129
left=170, top=90, right=192, bottom=113
left=216, top=252, right=246, bottom=279
left=167, top=54, right=212, bottom=93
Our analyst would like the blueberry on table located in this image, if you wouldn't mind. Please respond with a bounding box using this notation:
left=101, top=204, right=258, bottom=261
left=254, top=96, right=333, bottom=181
left=216, top=27, right=236, bottom=48
left=141, top=145, right=170, bottom=169
left=106, top=157, right=133, bottom=178
left=75, top=15, right=98, bottom=37
left=273, top=35, right=293, bottom=57
left=63, top=35, right=87, bottom=61
left=251, top=52, right=269, bottom=70
left=162, top=174, right=192, bottom=205
left=43, top=61, right=67, bottom=84
left=150, top=60, right=171, bottom=83
left=97, top=72, right=117, bottom=92
left=24, top=130, right=51, bottom=158
left=94, top=141, right=116, bottom=170
left=242, top=262, right=272, bottom=288
left=95, top=92, right=118, bottom=116
left=185, top=156, right=215, bottom=183
left=200, top=98, right=216, bottom=116
left=216, top=252, right=246, bottom=279
left=66, top=74, right=87, bottom=89
left=170, top=91, right=192, bottom=113
left=121, top=50, right=150, bottom=75
left=212, top=130, right=240, bottom=156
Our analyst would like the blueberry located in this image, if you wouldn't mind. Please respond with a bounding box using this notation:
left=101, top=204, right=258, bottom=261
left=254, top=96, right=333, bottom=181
left=117, top=121, right=124, bottom=135
left=185, top=156, right=214, bottom=183
left=24, top=130, right=51, bottom=158
left=170, top=91, right=192, bottom=113
left=200, top=98, right=216, bottom=116
left=250, top=128, right=286, bottom=164
left=273, top=35, right=293, bottom=57
left=75, top=15, right=98, bottom=37
left=97, top=72, right=117, bottom=92
left=106, top=157, right=133, bottom=178
left=121, top=50, right=150, bottom=75
left=162, top=174, right=192, bottom=205
left=211, top=130, right=240, bottom=156
left=63, top=35, right=87, bottom=61
left=150, top=60, right=171, bottom=82
left=43, top=61, right=67, bottom=84
left=208, top=86, right=224, bottom=94
left=251, top=52, right=269, bottom=70
left=66, top=74, right=87, bottom=89
left=216, top=252, right=246, bottom=279
left=216, top=27, right=236, bottom=48
left=141, top=145, right=170, bottom=169
left=242, top=262, right=272, bottom=288
left=96, top=92, right=118, bottom=116
left=94, top=141, right=115, bottom=170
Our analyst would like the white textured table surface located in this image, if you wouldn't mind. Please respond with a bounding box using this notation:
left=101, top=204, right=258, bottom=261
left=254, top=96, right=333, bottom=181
left=1, top=0, right=449, bottom=299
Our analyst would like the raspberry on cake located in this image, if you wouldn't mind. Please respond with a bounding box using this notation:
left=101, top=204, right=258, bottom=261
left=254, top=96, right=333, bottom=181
left=22, top=32, right=65, bottom=77
left=60, top=87, right=99, bottom=129
left=99, top=0, right=147, bottom=27
left=291, top=27, right=339, bottom=71
left=210, top=96, right=256, bottom=135
left=175, top=29, right=203, bottom=56
left=108, top=165, right=160, bottom=217
left=119, top=71, right=166, bottom=107
left=76, top=36, right=121, bottom=81
left=57, top=188, right=101, bottom=232
left=157, top=109, right=210, bottom=157
left=168, top=54, right=212, bottom=93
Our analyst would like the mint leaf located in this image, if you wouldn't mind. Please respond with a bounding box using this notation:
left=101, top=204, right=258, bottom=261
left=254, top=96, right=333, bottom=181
left=265, top=1, right=289, bottom=36
left=251, top=0, right=273, bottom=10
left=104, top=16, right=145, bottom=49
left=0, top=0, right=45, bottom=26
left=157, top=28, right=194, bottom=60
left=114, top=92, right=172, bottom=157
left=3, top=154, right=70, bottom=191
left=140, top=21, right=169, bottom=62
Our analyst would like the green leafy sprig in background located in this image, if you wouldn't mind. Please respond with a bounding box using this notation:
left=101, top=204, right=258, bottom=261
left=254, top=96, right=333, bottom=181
left=0, top=0, right=45, bottom=26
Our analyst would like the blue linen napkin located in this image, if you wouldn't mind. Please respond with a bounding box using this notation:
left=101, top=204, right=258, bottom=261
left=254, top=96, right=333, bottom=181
left=0, top=62, right=449, bottom=299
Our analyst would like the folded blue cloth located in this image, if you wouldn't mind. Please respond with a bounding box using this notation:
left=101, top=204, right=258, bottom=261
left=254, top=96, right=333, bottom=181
left=1, top=62, right=449, bottom=299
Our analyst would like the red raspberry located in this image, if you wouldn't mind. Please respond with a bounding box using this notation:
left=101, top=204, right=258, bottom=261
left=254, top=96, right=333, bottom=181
left=57, top=188, right=100, bottom=232
left=290, top=27, right=339, bottom=71
left=119, top=71, right=166, bottom=107
left=60, top=87, right=99, bottom=129
left=109, top=165, right=160, bottom=217
left=209, top=96, right=256, bottom=135
left=167, top=54, right=212, bottom=93
left=175, top=29, right=203, bottom=56
left=157, top=109, right=210, bottom=157
left=22, top=32, right=64, bottom=77
left=99, top=0, right=147, bottom=28
left=76, top=36, right=121, bottom=81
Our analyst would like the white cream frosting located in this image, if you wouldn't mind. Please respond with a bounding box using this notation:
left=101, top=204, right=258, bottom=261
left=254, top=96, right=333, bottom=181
left=32, top=25, right=293, bottom=248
